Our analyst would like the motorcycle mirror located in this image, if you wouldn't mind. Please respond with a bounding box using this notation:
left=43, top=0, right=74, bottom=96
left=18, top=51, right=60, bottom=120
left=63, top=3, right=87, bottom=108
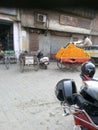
left=55, top=79, right=77, bottom=105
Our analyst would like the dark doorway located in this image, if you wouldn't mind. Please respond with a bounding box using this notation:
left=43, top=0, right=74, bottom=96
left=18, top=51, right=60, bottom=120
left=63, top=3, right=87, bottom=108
left=0, top=21, right=13, bottom=51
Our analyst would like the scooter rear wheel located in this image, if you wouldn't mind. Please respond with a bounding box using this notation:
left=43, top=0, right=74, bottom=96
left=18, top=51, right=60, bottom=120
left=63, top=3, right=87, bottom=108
left=40, top=64, right=47, bottom=69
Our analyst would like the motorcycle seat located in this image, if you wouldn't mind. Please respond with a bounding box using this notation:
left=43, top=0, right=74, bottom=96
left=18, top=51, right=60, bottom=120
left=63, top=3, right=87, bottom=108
left=73, top=93, right=88, bottom=108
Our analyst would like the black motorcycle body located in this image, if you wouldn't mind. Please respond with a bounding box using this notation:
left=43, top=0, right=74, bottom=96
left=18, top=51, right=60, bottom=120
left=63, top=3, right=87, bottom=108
left=55, top=79, right=98, bottom=130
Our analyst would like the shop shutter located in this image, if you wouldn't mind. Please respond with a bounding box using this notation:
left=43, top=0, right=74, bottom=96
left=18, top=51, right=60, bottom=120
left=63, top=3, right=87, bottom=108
left=29, top=32, right=39, bottom=51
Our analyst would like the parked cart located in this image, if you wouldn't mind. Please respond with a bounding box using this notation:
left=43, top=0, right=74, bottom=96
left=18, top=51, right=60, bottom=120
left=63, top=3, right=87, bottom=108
left=0, top=50, right=17, bottom=69
left=56, top=42, right=91, bottom=71
left=56, top=57, right=90, bottom=70
left=19, top=51, right=39, bottom=72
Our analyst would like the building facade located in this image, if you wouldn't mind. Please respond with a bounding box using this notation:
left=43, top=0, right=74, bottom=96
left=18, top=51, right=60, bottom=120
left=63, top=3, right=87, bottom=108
left=0, top=8, right=98, bottom=59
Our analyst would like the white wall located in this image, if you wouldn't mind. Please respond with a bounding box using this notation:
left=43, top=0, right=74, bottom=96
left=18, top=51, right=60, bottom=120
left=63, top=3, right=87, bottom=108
left=13, top=22, right=21, bottom=58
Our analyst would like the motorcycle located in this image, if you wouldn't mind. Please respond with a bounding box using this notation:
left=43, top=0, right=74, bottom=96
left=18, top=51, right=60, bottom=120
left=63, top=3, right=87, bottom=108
left=55, top=62, right=98, bottom=130
left=80, top=61, right=98, bottom=92
left=37, top=50, right=49, bottom=69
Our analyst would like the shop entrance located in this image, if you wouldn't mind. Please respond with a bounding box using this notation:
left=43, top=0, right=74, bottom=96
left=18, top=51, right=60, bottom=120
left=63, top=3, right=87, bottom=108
left=0, top=21, right=13, bottom=51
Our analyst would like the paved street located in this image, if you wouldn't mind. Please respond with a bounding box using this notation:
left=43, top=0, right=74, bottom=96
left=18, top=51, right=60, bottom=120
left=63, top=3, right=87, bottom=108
left=0, top=61, right=98, bottom=130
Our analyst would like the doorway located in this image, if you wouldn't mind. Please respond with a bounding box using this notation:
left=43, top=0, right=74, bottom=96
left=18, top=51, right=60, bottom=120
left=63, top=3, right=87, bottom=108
left=0, top=20, right=13, bottom=51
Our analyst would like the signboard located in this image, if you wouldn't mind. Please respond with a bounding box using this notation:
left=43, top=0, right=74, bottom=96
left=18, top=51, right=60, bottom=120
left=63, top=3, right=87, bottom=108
left=60, top=15, right=91, bottom=29
left=0, top=8, right=17, bottom=15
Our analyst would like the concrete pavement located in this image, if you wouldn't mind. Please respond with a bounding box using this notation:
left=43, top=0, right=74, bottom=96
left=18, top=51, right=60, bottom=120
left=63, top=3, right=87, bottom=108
left=0, top=62, right=97, bottom=130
